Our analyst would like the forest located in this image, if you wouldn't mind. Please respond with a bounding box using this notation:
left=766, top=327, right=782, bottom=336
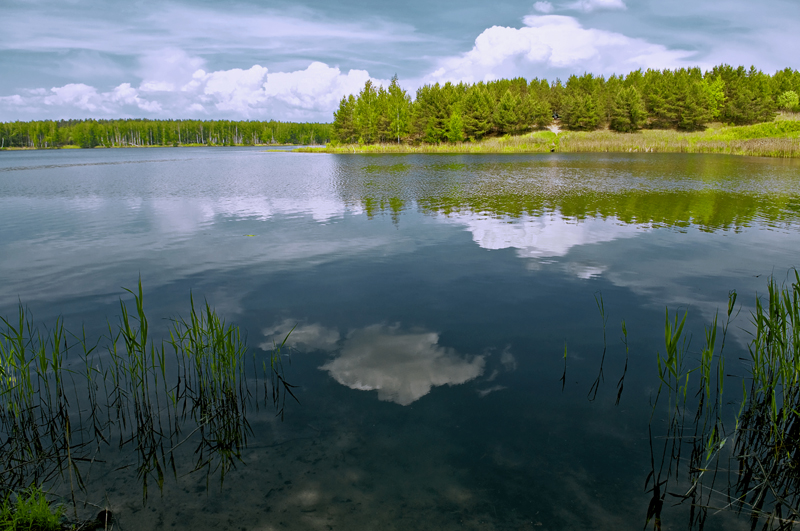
left=0, top=119, right=331, bottom=149
left=332, top=65, right=800, bottom=144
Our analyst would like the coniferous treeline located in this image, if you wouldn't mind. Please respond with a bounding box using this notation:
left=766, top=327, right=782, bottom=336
left=0, top=119, right=331, bottom=149
left=333, top=66, right=800, bottom=144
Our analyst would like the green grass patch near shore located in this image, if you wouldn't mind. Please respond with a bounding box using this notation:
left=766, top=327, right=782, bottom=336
left=0, top=486, right=63, bottom=531
left=296, top=115, right=800, bottom=158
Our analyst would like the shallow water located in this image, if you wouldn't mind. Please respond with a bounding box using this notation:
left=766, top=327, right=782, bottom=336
left=1, top=147, right=800, bottom=530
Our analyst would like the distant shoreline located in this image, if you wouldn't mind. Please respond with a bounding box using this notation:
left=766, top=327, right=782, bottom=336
left=295, top=119, right=800, bottom=158
left=4, top=120, right=798, bottom=159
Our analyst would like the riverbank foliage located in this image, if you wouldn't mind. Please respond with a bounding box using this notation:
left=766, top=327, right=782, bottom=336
left=330, top=65, right=800, bottom=145
left=0, top=119, right=331, bottom=149
left=299, top=115, right=800, bottom=157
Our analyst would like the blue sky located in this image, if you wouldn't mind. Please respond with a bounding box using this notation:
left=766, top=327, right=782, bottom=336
left=2, top=0, right=798, bottom=122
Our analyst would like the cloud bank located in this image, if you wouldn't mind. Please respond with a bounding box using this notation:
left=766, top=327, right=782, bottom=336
left=1, top=59, right=375, bottom=121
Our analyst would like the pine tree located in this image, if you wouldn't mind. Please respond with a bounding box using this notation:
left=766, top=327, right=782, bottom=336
left=494, top=89, right=520, bottom=134
left=642, top=69, right=676, bottom=128
left=332, top=95, right=356, bottom=143
left=669, top=69, right=708, bottom=131
left=445, top=110, right=465, bottom=142
left=561, top=74, right=602, bottom=130
left=413, top=83, right=450, bottom=144
left=355, top=80, right=379, bottom=143
left=562, top=93, right=600, bottom=130
left=701, top=74, right=726, bottom=120
left=549, top=79, right=564, bottom=118
left=518, top=93, right=552, bottom=129
left=610, top=86, right=647, bottom=132
left=461, top=86, right=493, bottom=140
left=712, top=65, right=776, bottom=125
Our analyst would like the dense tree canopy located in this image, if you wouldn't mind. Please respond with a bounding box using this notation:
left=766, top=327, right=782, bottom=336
left=331, top=64, right=799, bottom=145
left=0, top=119, right=331, bottom=149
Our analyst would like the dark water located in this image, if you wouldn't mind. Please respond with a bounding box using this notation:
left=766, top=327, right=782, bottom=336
left=1, top=147, right=800, bottom=530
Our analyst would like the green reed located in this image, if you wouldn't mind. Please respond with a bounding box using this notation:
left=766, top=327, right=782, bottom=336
left=587, top=292, right=609, bottom=402
left=167, top=293, right=255, bottom=487
left=615, top=320, right=629, bottom=406
left=732, top=271, right=800, bottom=529
left=0, top=279, right=295, bottom=513
left=647, top=272, right=800, bottom=530
left=646, top=292, right=735, bottom=531
left=0, top=308, right=85, bottom=506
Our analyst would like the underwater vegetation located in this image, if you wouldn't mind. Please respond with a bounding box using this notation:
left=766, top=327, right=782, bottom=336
left=0, top=280, right=296, bottom=522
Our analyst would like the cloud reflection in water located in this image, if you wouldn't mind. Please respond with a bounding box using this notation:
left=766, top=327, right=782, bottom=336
left=454, top=212, right=646, bottom=260
left=263, top=322, right=485, bottom=406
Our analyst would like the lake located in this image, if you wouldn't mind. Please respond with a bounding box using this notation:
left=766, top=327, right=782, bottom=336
left=1, top=147, right=799, bottom=530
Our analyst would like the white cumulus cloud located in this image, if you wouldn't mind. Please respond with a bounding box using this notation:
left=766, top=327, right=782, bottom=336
left=35, top=83, right=160, bottom=114
left=263, top=62, right=374, bottom=117
left=533, top=1, right=555, bottom=13
left=43, top=83, right=102, bottom=111
left=195, top=65, right=271, bottom=113
left=110, top=83, right=162, bottom=112
left=181, top=61, right=374, bottom=119
left=426, top=14, right=696, bottom=84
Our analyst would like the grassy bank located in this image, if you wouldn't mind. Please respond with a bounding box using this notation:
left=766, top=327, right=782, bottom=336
left=296, top=115, right=800, bottom=158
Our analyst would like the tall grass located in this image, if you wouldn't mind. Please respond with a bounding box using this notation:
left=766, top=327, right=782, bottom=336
left=558, top=130, right=800, bottom=158
left=295, top=131, right=557, bottom=154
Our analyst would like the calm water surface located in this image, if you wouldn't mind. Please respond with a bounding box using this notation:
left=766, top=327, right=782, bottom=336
left=1, top=147, right=799, bottom=530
